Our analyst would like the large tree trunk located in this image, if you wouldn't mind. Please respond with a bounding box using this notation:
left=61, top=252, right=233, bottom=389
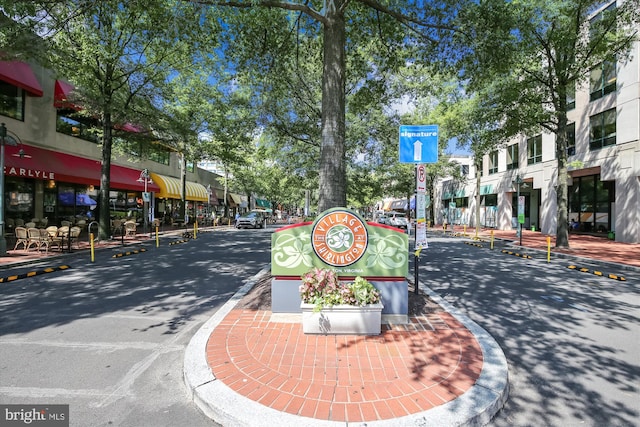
left=318, top=1, right=347, bottom=212
left=555, top=113, right=570, bottom=248
left=99, top=113, right=113, bottom=241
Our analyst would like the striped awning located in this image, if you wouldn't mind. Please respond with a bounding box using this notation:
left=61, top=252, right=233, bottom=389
left=149, top=173, right=209, bottom=202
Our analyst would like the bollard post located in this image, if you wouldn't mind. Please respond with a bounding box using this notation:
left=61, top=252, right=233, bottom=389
left=90, top=233, right=95, bottom=262
left=463, top=224, right=467, bottom=236
left=491, top=230, right=494, bottom=250
left=547, top=236, right=551, bottom=263
left=156, top=226, right=159, bottom=247
left=194, top=221, right=197, bottom=239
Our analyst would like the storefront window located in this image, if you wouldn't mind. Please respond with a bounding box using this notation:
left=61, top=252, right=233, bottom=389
left=109, top=190, right=140, bottom=220
left=57, top=185, right=99, bottom=224
left=569, top=174, right=612, bottom=232
left=5, top=178, right=34, bottom=222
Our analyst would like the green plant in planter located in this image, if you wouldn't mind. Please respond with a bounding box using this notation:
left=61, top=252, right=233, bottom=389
left=299, top=267, right=381, bottom=312
left=349, top=276, right=381, bottom=306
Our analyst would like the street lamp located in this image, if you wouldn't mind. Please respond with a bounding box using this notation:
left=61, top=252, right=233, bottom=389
left=137, top=168, right=152, bottom=236
left=513, top=175, right=525, bottom=246
left=0, top=123, right=27, bottom=255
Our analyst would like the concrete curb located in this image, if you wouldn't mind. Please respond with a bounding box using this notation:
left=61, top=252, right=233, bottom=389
left=184, top=268, right=510, bottom=427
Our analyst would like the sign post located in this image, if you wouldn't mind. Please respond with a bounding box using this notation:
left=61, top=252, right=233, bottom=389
left=399, top=125, right=438, bottom=294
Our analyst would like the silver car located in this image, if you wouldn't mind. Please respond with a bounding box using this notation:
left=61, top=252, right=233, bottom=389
left=236, top=211, right=265, bottom=229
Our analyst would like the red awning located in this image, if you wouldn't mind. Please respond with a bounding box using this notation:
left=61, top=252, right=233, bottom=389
left=0, top=61, right=43, bottom=97
left=54, top=79, right=81, bottom=110
left=114, top=123, right=144, bottom=133
left=111, top=164, right=160, bottom=192
left=3, top=144, right=160, bottom=192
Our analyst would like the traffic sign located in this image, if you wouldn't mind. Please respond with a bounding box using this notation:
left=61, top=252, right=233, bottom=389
left=399, top=125, right=439, bottom=163
left=416, top=164, right=426, bottom=192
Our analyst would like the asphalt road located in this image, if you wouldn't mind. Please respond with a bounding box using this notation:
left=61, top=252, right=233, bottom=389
left=414, top=234, right=640, bottom=427
left=1, top=226, right=638, bottom=427
left=0, top=227, right=273, bottom=427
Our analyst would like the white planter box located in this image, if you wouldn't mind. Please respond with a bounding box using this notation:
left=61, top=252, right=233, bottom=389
left=300, top=303, right=383, bottom=335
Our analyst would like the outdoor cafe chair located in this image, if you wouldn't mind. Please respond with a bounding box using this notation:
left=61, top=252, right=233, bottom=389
left=70, top=226, right=81, bottom=249
left=26, top=227, right=43, bottom=251
left=13, top=226, right=28, bottom=251
left=124, top=220, right=137, bottom=237
left=45, top=226, right=63, bottom=252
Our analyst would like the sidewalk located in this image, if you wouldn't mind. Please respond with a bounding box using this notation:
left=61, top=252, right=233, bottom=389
left=454, top=226, right=640, bottom=270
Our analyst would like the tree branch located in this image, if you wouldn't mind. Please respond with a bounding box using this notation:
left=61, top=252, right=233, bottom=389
left=188, top=0, right=327, bottom=24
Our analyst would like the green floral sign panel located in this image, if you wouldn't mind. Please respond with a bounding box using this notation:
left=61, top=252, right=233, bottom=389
left=272, top=208, right=408, bottom=277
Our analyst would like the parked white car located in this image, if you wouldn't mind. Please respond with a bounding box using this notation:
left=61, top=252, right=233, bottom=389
left=388, top=212, right=408, bottom=230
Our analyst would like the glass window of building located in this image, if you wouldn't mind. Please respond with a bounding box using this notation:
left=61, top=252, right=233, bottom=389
left=590, top=60, right=616, bottom=101
left=148, top=143, right=170, bottom=165
left=109, top=190, right=141, bottom=220
left=0, top=81, right=25, bottom=120
left=527, top=135, right=542, bottom=165
left=566, top=80, right=576, bottom=110
left=569, top=174, right=613, bottom=233
left=56, top=112, right=99, bottom=143
left=5, top=178, right=34, bottom=222
left=590, top=108, right=616, bottom=150
left=566, top=122, right=576, bottom=156
left=57, top=185, right=99, bottom=223
left=506, top=144, right=518, bottom=170
left=489, top=151, right=498, bottom=174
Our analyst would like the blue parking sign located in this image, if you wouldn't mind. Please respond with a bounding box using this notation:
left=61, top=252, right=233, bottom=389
left=399, top=125, right=439, bottom=163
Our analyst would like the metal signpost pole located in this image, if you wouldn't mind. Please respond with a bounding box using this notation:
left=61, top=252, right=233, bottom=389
left=137, top=169, right=152, bottom=238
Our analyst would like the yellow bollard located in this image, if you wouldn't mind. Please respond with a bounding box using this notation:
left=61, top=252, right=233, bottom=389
left=194, top=221, right=197, bottom=239
left=463, top=225, right=467, bottom=236
left=547, top=236, right=551, bottom=263
left=491, top=230, right=494, bottom=250
left=156, top=226, right=159, bottom=247
left=90, top=233, right=95, bottom=262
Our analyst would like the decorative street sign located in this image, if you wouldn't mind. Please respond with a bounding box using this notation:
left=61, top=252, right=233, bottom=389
left=399, top=125, right=439, bottom=164
left=518, top=196, right=525, bottom=224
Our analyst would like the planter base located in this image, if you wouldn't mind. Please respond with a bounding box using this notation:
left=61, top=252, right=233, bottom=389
left=301, top=303, right=383, bottom=335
